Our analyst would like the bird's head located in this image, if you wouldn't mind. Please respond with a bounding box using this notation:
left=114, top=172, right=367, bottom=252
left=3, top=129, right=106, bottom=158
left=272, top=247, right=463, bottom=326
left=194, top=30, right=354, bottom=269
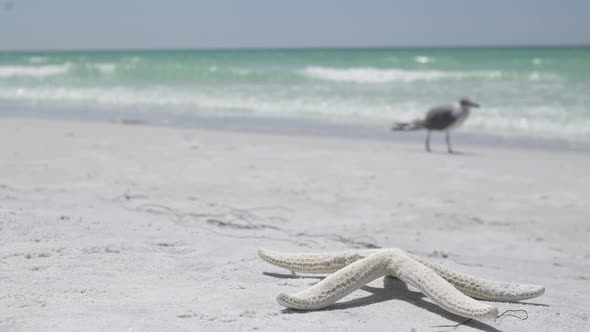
left=459, top=97, right=480, bottom=109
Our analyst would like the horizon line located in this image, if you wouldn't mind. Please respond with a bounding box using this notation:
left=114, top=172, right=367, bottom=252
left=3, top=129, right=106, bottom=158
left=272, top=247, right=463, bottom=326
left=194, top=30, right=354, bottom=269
left=1, top=43, right=590, bottom=54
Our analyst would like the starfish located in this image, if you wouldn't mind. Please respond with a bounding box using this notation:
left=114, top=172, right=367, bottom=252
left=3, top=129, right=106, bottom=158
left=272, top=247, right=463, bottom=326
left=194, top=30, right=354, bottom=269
left=258, top=248, right=545, bottom=319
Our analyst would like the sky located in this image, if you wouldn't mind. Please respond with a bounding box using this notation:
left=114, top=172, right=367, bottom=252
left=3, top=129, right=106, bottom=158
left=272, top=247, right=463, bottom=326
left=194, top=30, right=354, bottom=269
left=1, top=0, right=590, bottom=51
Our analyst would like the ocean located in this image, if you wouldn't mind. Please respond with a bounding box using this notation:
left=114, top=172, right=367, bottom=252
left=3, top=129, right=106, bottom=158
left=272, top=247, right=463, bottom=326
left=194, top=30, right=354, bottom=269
left=1, top=47, right=589, bottom=142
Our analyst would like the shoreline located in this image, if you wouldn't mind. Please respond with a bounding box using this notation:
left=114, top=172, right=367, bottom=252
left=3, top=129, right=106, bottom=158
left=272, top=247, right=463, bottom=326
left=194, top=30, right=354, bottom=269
left=2, top=108, right=590, bottom=154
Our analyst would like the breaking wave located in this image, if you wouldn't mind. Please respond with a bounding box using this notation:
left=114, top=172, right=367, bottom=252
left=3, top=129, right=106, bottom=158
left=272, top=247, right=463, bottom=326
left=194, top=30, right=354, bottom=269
left=300, top=66, right=503, bottom=84
left=0, top=64, right=71, bottom=78
left=0, top=47, right=588, bottom=142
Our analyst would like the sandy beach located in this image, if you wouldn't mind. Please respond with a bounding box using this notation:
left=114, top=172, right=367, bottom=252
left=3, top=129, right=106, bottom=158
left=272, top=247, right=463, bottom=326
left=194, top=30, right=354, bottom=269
left=1, top=117, right=589, bottom=331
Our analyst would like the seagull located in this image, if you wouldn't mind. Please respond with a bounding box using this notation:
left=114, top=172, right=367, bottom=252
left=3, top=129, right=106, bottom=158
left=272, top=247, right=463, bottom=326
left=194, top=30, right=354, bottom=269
left=391, top=98, right=480, bottom=153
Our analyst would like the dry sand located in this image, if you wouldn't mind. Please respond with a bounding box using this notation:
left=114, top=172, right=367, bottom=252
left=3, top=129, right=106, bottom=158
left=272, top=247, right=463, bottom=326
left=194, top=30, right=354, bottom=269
left=1, top=117, right=589, bottom=331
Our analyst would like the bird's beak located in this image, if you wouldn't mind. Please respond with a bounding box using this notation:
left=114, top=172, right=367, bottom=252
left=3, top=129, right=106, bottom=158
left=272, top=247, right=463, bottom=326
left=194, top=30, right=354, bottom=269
left=470, top=102, right=480, bottom=108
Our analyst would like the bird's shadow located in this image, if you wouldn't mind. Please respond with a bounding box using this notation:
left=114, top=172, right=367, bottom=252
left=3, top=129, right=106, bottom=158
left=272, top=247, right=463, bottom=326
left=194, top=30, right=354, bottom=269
left=403, top=148, right=480, bottom=157
left=268, top=274, right=502, bottom=332
left=447, top=150, right=479, bottom=157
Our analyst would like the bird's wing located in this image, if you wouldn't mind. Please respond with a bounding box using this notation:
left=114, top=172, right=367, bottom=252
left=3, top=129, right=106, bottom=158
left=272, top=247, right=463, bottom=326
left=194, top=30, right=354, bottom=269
left=424, top=105, right=456, bottom=130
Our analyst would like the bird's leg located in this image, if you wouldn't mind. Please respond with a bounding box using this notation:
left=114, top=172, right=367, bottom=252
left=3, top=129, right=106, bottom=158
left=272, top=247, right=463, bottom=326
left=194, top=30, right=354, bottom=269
left=425, top=130, right=431, bottom=152
left=445, top=131, right=453, bottom=154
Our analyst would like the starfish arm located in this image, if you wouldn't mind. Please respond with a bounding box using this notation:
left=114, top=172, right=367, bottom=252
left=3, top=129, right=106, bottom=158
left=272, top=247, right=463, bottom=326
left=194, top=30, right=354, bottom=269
left=276, top=251, right=391, bottom=309
left=406, top=253, right=545, bottom=301
left=259, top=248, right=545, bottom=317
left=258, top=248, right=544, bottom=301
left=258, top=248, right=380, bottom=274
left=391, top=249, right=499, bottom=319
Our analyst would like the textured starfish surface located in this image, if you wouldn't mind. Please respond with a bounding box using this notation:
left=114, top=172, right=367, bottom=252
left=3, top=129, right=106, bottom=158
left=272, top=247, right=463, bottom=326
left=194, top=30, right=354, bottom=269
left=259, top=248, right=545, bottom=319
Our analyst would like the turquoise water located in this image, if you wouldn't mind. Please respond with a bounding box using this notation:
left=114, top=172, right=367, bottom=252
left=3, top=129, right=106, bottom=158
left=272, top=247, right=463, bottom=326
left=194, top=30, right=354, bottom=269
left=1, top=47, right=589, bottom=141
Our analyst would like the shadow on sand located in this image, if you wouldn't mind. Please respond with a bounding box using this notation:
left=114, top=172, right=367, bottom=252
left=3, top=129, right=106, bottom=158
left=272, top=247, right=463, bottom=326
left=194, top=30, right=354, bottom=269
left=262, top=272, right=323, bottom=280
left=272, top=275, right=502, bottom=332
left=403, top=148, right=480, bottom=157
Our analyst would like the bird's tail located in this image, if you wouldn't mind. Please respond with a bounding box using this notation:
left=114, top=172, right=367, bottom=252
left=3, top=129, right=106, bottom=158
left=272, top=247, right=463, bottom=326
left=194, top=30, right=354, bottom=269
left=391, top=119, right=425, bottom=131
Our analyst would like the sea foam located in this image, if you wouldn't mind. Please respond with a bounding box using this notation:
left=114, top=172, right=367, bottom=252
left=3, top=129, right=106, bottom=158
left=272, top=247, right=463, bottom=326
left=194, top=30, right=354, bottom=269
left=0, top=64, right=70, bottom=78
left=300, top=66, right=501, bottom=84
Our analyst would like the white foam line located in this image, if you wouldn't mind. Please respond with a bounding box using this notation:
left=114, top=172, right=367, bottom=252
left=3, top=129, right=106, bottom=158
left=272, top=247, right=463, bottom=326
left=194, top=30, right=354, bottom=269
left=300, top=66, right=502, bottom=84
left=0, top=64, right=70, bottom=78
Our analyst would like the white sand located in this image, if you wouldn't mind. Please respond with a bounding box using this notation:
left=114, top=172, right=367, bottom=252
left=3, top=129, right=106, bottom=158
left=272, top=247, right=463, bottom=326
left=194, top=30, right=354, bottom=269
left=1, top=117, right=589, bottom=331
